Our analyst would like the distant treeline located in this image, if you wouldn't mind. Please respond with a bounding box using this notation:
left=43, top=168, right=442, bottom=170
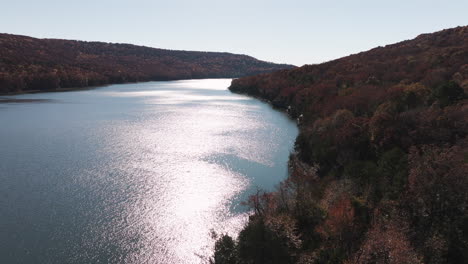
left=0, top=34, right=294, bottom=94
left=214, top=26, right=468, bottom=263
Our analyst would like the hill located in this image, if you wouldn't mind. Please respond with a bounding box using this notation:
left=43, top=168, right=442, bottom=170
left=0, top=34, right=294, bottom=94
left=215, top=26, right=468, bottom=263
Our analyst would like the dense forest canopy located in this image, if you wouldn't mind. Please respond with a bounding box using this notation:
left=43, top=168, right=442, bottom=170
left=0, top=34, right=294, bottom=94
left=215, top=26, right=468, bottom=263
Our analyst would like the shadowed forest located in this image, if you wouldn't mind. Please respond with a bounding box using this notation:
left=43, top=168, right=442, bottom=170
left=0, top=34, right=293, bottom=94
left=214, top=26, right=468, bottom=264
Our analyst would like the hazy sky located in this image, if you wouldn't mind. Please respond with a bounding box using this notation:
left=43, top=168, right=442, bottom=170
left=1, top=0, right=467, bottom=66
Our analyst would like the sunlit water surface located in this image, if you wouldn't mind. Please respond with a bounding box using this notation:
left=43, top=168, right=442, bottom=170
left=0, top=79, right=298, bottom=263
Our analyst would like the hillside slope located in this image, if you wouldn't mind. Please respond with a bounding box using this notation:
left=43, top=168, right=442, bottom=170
left=215, top=26, right=468, bottom=263
left=0, top=34, right=294, bottom=94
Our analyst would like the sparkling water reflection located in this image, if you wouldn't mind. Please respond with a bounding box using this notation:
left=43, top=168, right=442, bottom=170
left=0, top=79, right=298, bottom=263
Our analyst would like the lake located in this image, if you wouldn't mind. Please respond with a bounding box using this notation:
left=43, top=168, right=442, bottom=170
left=0, top=79, right=298, bottom=263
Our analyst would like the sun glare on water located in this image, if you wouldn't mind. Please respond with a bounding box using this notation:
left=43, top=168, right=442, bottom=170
left=96, top=79, right=280, bottom=262
left=0, top=79, right=297, bottom=263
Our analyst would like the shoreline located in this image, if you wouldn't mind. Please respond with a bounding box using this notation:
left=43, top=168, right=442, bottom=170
left=0, top=77, right=239, bottom=97
left=0, top=86, right=109, bottom=97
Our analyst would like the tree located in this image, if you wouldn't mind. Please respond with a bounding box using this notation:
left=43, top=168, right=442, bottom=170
left=213, top=234, right=238, bottom=264
left=431, top=81, right=465, bottom=107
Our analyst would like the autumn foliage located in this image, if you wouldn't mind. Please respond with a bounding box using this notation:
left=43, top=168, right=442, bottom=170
left=0, top=34, right=294, bottom=94
left=214, top=26, right=468, bottom=263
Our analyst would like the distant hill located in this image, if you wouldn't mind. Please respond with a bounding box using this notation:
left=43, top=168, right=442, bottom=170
left=0, top=34, right=294, bottom=94
left=230, top=26, right=468, bottom=114
left=216, top=26, right=468, bottom=263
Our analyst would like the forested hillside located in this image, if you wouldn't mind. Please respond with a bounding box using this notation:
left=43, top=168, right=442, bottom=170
left=214, top=26, right=468, bottom=263
left=0, top=34, right=294, bottom=94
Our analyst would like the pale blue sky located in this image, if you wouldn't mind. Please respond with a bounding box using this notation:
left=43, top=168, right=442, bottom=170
left=1, top=0, right=467, bottom=66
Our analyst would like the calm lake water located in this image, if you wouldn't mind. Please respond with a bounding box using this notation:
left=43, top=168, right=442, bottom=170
left=0, top=79, right=298, bottom=263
